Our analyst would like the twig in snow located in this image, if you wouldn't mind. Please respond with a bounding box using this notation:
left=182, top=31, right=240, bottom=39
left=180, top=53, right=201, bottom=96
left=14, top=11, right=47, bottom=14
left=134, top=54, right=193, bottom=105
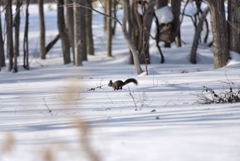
left=128, top=88, right=138, bottom=111
left=43, top=97, right=53, bottom=116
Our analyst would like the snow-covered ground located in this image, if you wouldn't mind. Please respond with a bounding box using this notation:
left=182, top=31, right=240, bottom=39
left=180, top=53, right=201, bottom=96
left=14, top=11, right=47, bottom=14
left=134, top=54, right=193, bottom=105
left=1, top=3, right=240, bottom=161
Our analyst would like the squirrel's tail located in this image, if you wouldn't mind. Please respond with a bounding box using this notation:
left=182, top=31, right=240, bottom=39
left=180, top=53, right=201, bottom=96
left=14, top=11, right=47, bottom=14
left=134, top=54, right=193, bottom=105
left=124, top=78, right=138, bottom=85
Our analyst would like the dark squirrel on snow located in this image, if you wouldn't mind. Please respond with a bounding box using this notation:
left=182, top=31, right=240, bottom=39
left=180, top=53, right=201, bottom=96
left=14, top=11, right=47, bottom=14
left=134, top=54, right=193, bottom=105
left=108, top=78, right=138, bottom=90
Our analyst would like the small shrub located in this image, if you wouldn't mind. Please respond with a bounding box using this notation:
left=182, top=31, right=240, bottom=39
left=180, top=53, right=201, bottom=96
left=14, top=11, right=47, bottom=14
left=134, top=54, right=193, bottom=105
left=198, top=86, right=240, bottom=104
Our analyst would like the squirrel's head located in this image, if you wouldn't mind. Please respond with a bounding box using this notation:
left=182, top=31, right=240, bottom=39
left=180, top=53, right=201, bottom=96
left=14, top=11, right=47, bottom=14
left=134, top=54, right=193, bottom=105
left=108, top=80, right=113, bottom=86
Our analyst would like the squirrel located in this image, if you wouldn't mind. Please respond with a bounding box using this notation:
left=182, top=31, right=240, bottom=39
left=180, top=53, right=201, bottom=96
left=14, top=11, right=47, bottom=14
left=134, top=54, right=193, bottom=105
left=108, top=78, right=138, bottom=90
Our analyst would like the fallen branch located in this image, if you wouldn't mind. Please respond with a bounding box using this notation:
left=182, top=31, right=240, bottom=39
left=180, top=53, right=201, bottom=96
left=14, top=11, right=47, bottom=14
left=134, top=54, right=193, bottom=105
left=45, top=34, right=60, bottom=55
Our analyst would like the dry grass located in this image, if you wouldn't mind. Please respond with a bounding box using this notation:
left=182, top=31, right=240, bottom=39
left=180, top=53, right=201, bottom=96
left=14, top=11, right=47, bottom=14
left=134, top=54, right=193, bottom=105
left=198, top=85, right=240, bottom=104
left=60, top=78, right=82, bottom=106
left=42, top=147, right=55, bottom=161
left=63, top=78, right=101, bottom=161
left=75, top=121, right=101, bottom=161
left=2, top=133, right=15, bottom=153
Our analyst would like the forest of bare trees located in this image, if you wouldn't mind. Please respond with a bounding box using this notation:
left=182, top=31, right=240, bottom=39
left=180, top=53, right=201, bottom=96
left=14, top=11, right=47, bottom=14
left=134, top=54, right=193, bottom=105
left=0, top=0, right=239, bottom=74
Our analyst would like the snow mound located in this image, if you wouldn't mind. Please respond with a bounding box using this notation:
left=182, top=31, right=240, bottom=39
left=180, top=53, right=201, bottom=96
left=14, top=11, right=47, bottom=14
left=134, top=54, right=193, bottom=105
left=227, top=51, right=240, bottom=66
left=137, top=4, right=144, bottom=15
left=184, top=2, right=197, bottom=16
left=155, top=6, right=174, bottom=24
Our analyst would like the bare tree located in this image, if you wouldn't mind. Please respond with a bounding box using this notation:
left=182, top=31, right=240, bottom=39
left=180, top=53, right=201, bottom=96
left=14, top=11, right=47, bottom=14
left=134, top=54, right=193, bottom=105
left=103, top=0, right=107, bottom=32
left=155, top=0, right=168, bottom=63
left=0, top=7, right=5, bottom=70
left=171, top=0, right=181, bottom=47
left=86, top=0, right=95, bottom=56
left=81, top=1, right=87, bottom=61
left=206, top=0, right=229, bottom=68
left=58, top=0, right=143, bottom=74
left=228, top=0, right=240, bottom=53
left=128, top=0, right=154, bottom=64
left=45, top=34, right=60, bottom=54
left=122, top=0, right=143, bottom=74
left=106, top=0, right=112, bottom=57
left=65, top=0, right=75, bottom=62
left=112, top=0, right=118, bottom=36
left=190, top=8, right=209, bottom=64
left=57, top=0, right=71, bottom=64
left=74, top=0, right=87, bottom=66
left=14, top=0, right=22, bottom=57
left=38, top=0, right=46, bottom=59
left=5, top=0, right=15, bottom=72
left=23, top=0, right=30, bottom=70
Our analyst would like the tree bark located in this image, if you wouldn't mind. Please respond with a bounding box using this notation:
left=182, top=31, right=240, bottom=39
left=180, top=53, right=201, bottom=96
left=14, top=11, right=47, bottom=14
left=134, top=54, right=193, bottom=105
left=128, top=0, right=138, bottom=64
left=140, top=0, right=155, bottom=64
left=0, top=7, right=5, bottom=69
left=190, top=8, right=209, bottom=64
left=5, top=0, right=15, bottom=72
left=74, top=0, right=87, bottom=65
left=129, top=0, right=154, bottom=64
left=45, top=34, right=60, bottom=54
left=23, top=0, right=30, bottom=70
left=65, top=0, right=75, bottom=63
left=123, top=0, right=143, bottom=74
left=228, top=0, right=240, bottom=53
left=38, top=0, right=46, bottom=59
left=80, top=0, right=87, bottom=61
left=57, top=0, right=71, bottom=64
left=112, top=0, right=118, bottom=36
left=86, top=0, right=95, bottom=56
left=156, top=0, right=168, bottom=8
left=171, top=0, right=182, bottom=47
left=206, top=0, right=229, bottom=68
left=103, top=0, right=107, bottom=32
left=14, top=0, right=21, bottom=57
left=155, top=0, right=168, bottom=64
left=106, top=0, right=112, bottom=57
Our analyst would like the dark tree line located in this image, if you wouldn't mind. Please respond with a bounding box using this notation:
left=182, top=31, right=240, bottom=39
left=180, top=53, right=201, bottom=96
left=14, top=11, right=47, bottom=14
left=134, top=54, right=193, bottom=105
left=0, top=0, right=239, bottom=74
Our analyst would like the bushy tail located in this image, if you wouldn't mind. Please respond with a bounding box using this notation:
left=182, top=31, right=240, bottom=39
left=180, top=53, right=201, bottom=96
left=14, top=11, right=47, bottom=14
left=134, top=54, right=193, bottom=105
left=123, top=78, right=138, bottom=86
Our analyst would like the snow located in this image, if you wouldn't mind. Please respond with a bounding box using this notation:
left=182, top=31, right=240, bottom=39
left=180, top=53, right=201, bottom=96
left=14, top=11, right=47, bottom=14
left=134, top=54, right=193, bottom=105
left=155, top=6, right=174, bottom=24
left=1, top=3, right=240, bottom=161
left=184, top=1, right=197, bottom=16
left=137, top=4, right=144, bottom=15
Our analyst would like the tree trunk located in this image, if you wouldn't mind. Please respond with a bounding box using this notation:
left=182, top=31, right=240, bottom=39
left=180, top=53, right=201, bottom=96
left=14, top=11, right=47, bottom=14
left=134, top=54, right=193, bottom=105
left=103, top=0, right=107, bottom=32
left=127, top=0, right=134, bottom=64
left=79, top=0, right=87, bottom=61
left=0, top=8, right=5, bottom=69
left=45, top=34, right=60, bottom=54
left=206, top=0, right=229, bottom=68
left=14, top=0, right=21, bottom=57
left=123, top=0, right=143, bottom=74
left=190, top=8, right=209, bottom=64
left=156, top=0, right=168, bottom=8
left=112, top=0, right=118, bottom=36
left=129, top=0, right=154, bottom=64
left=140, top=0, right=155, bottom=64
left=228, top=0, right=240, bottom=53
left=65, top=0, right=75, bottom=63
left=128, top=0, right=138, bottom=64
left=86, top=0, right=95, bottom=56
left=155, top=0, right=168, bottom=64
left=5, top=0, right=15, bottom=72
left=23, top=0, right=30, bottom=70
left=38, top=0, right=46, bottom=59
left=57, top=0, right=71, bottom=64
left=171, top=0, right=182, bottom=47
left=106, top=0, right=112, bottom=57
left=74, top=0, right=87, bottom=65
left=12, top=0, right=21, bottom=72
